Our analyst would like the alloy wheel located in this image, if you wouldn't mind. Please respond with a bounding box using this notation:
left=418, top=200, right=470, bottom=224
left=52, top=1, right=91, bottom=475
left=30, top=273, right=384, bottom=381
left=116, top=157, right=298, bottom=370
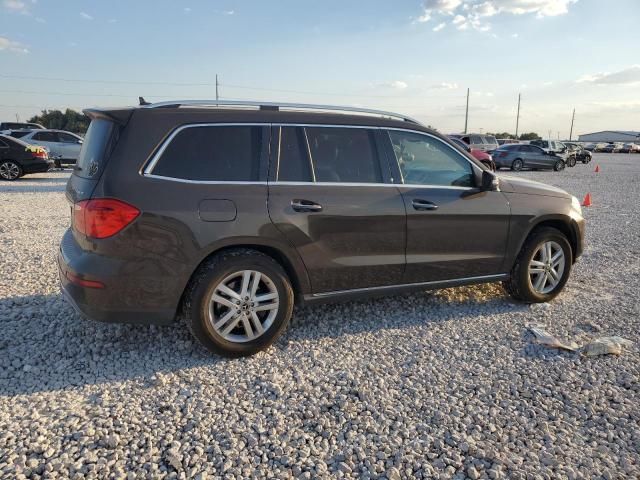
left=528, top=241, right=565, bottom=294
left=207, top=270, right=279, bottom=343
left=512, top=159, right=523, bottom=171
left=0, top=161, right=20, bottom=180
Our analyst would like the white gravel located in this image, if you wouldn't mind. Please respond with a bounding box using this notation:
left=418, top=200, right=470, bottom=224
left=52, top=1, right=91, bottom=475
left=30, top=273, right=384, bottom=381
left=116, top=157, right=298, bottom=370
left=1, top=156, right=639, bottom=479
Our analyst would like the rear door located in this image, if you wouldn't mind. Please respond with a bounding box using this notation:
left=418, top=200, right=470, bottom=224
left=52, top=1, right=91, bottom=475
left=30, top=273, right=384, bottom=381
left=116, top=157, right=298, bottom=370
left=57, top=132, right=82, bottom=161
left=267, top=125, right=406, bottom=294
left=383, top=129, right=510, bottom=283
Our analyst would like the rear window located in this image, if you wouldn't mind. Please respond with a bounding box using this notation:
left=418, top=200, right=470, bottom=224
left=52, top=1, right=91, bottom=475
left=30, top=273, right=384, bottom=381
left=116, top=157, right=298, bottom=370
left=9, top=131, right=31, bottom=139
left=152, top=125, right=264, bottom=182
left=75, top=119, right=116, bottom=178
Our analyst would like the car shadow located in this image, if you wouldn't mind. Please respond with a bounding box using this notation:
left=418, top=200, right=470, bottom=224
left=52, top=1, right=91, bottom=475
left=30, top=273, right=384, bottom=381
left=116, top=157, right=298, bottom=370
left=0, top=185, right=67, bottom=193
left=0, top=285, right=528, bottom=396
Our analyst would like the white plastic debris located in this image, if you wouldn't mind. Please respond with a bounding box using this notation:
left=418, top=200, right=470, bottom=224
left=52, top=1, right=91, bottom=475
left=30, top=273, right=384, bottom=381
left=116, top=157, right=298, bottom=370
left=527, top=325, right=580, bottom=352
left=582, top=336, right=633, bottom=357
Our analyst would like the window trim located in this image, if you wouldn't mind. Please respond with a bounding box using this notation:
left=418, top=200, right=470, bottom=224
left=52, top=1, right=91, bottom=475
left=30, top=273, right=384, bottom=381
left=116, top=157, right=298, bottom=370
left=141, top=122, right=269, bottom=183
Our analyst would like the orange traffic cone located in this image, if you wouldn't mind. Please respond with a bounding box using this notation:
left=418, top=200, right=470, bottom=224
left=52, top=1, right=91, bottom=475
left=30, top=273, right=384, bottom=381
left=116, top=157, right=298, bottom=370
left=582, top=193, right=592, bottom=207
left=594, top=165, right=600, bottom=173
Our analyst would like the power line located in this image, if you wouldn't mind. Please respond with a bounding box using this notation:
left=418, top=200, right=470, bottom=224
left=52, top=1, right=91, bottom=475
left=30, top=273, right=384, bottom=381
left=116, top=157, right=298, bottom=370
left=0, top=73, right=216, bottom=87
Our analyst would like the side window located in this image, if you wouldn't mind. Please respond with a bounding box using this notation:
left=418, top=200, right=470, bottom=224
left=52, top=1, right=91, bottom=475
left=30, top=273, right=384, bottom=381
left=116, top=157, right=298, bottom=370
left=305, top=127, right=381, bottom=183
left=33, top=131, right=58, bottom=142
left=277, top=127, right=312, bottom=182
left=58, top=132, right=79, bottom=143
left=531, top=146, right=545, bottom=154
left=388, top=130, right=475, bottom=188
left=151, top=125, right=265, bottom=181
left=470, top=135, right=483, bottom=145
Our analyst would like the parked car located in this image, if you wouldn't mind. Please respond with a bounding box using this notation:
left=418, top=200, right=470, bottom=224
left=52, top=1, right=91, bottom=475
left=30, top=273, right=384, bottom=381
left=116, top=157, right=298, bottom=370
left=592, top=143, right=609, bottom=152
left=18, top=129, right=83, bottom=166
left=0, top=121, right=45, bottom=132
left=451, top=134, right=499, bottom=153
left=601, top=143, right=623, bottom=153
left=492, top=144, right=566, bottom=171
left=448, top=136, right=496, bottom=171
left=0, top=134, right=54, bottom=180
left=497, top=138, right=519, bottom=145
left=529, top=140, right=576, bottom=166
left=58, top=100, right=585, bottom=356
left=563, top=142, right=592, bottom=163
left=620, top=143, right=640, bottom=153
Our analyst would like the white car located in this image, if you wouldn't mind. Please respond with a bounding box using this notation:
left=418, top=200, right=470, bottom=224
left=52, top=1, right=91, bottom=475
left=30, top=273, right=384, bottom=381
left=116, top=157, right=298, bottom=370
left=16, top=129, right=83, bottom=166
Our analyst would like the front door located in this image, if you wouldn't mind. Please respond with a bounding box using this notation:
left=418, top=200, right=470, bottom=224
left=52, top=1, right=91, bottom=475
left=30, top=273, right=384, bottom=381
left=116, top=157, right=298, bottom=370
left=384, top=129, right=511, bottom=283
left=268, top=125, right=406, bottom=294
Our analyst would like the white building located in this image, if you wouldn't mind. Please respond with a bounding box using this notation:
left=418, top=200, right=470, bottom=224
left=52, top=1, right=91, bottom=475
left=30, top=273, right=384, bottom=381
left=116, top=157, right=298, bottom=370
left=578, top=131, right=640, bottom=143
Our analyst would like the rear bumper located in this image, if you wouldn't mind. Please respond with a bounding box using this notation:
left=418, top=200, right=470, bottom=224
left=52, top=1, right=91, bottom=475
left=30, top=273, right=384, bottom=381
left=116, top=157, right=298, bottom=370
left=57, top=229, right=180, bottom=325
left=23, top=159, right=54, bottom=174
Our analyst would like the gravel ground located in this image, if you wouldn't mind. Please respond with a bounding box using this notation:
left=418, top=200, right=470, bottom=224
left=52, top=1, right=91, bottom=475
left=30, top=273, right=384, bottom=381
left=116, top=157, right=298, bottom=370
left=1, top=155, right=639, bottom=479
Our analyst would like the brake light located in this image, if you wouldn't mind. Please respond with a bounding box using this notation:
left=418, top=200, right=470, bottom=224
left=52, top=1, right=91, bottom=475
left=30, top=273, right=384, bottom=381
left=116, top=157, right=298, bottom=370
left=73, top=198, right=140, bottom=239
left=32, top=150, right=48, bottom=159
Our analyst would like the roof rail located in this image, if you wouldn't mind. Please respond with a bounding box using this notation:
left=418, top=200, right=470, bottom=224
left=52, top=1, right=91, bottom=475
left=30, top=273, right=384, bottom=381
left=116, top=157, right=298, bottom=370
left=142, top=99, right=423, bottom=125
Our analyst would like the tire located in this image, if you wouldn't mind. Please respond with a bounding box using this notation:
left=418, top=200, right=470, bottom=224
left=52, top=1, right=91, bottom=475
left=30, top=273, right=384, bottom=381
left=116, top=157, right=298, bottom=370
left=511, top=158, right=523, bottom=171
left=553, top=160, right=565, bottom=171
left=567, top=157, right=577, bottom=167
left=503, top=227, right=572, bottom=303
left=181, top=248, right=294, bottom=357
left=0, top=160, right=22, bottom=181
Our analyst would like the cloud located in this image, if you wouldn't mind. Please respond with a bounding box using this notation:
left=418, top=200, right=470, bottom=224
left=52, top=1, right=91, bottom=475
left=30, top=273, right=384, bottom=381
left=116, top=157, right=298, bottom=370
left=418, top=0, right=577, bottom=32
left=511, top=32, right=519, bottom=37
left=0, top=35, right=29, bottom=53
left=3, top=0, right=29, bottom=13
left=223, top=10, right=234, bottom=15
left=80, top=12, right=93, bottom=20
left=35, top=16, right=45, bottom=23
left=576, top=65, right=640, bottom=86
left=388, top=80, right=409, bottom=89
left=432, top=82, right=459, bottom=89
left=183, top=7, right=191, bottom=13
left=433, top=22, right=447, bottom=31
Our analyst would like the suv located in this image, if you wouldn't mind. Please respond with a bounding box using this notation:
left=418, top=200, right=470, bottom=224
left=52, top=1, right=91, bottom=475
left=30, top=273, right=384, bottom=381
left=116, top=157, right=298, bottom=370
left=58, top=100, right=585, bottom=356
left=15, top=129, right=83, bottom=167
left=452, top=134, right=499, bottom=153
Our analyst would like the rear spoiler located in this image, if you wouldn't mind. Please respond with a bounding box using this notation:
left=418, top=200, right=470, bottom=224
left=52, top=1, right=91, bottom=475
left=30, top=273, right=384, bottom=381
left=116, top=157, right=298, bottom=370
left=83, top=107, right=134, bottom=125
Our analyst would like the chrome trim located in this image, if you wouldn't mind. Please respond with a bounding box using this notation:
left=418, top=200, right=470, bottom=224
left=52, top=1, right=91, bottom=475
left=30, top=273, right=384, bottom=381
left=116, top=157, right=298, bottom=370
left=309, top=273, right=508, bottom=298
left=143, top=100, right=423, bottom=125
left=142, top=122, right=270, bottom=176
left=270, top=181, right=473, bottom=190
left=144, top=174, right=267, bottom=185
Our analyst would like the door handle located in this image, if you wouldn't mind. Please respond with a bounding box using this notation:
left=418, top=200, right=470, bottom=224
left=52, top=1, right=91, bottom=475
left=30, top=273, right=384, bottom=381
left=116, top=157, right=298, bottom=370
left=412, top=199, right=438, bottom=211
left=291, top=199, right=323, bottom=212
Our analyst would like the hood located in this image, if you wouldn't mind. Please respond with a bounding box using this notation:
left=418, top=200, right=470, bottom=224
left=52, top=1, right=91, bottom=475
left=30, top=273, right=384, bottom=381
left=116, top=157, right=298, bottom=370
left=498, top=175, right=571, bottom=199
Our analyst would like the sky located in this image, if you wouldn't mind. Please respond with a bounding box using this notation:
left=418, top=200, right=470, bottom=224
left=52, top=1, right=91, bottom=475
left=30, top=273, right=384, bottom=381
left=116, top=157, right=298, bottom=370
left=1, top=0, right=639, bottom=138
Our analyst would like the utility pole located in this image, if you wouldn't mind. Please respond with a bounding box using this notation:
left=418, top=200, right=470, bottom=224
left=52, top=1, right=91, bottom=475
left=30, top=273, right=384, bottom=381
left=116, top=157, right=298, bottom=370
left=569, top=108, right=575, bottom=141
left=515, top=93, right=521, bottom=139
left=215, top=74, right=219, bottom=103
left=464, top=88, right=469, bottom=134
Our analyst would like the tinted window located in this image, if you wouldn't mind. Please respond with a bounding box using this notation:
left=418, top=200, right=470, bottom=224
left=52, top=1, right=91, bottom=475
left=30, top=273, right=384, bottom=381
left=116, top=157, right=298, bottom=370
left=153, top=125, right=264, bottom=181
left=519, top=145, right=535, bottom=152
left=530, top=145, right=545, bottom=154
left=277, top=127, right=312, bottom=182
left=388, top=130, right=474, bottom=187
left=305, top=127, right=381, bottom=183
left=9, top=131, right=30, bottom=139
left=470, top=135, right=483, bottom=144
left=33, top=131, right=59, bottom=142
left=58, top=132, right=79, bottom=143
left=75, top=119, right=116, bottom=178
left=484, top=136, right=497, bottom=145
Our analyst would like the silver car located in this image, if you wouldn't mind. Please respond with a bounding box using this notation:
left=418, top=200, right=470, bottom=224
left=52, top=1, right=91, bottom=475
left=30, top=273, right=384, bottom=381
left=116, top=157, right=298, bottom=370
left=17, top=129, right=83, bottom=166
left=492, top=144, right=566, bottom=171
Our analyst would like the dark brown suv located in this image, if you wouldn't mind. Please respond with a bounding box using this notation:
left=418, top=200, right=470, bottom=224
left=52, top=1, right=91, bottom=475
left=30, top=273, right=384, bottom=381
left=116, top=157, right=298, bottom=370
left=58, top=100, right=585, bottom=356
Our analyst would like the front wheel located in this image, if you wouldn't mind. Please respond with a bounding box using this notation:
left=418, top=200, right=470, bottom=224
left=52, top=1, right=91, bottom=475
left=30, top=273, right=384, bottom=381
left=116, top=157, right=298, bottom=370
left=511, top=158, right=523, bottom=171
left=0, top=161, right=22, bottom=181
left=503, top=227, right=572, bottom=303
left=567, top=157, right=577, bottom=167
left=553, top=160, right=565, bottom=171
left=182, top=249, right=294, bottom=356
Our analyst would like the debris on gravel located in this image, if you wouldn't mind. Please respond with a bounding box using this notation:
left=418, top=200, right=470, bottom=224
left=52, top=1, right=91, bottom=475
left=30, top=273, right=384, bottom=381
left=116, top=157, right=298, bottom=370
left=1, top=156, right=639, bottom=479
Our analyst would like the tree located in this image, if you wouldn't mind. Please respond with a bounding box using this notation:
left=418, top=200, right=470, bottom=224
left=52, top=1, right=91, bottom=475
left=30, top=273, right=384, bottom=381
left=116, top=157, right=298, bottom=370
left=28, top=109, right=90, bottom=134
left=488, top=132, right=515, bottom=139
left=518, top=132, right=541, bottom=141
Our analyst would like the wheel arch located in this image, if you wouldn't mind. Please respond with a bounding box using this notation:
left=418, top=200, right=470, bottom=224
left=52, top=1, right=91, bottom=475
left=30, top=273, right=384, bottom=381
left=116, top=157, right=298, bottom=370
left=514, top=215, right=579, bottom=266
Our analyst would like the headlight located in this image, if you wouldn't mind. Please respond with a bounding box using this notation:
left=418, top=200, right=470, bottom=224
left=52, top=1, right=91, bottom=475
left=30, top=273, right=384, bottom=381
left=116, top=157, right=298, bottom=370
left=571, top=195, right=582, bottom=214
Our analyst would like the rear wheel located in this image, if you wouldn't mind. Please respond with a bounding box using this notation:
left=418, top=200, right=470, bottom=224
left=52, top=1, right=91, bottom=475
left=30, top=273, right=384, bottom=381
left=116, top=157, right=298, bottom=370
left=553, top=160, right=565, bottom=171
left=0, top=161, right=22, bottom=181
left=182, top=249, right=294, bottom=356
left=511, top=158, right=523, bottom=171
left=567, top=156, right=577, bottom=167
left=503, top=227, right=572, bottom=303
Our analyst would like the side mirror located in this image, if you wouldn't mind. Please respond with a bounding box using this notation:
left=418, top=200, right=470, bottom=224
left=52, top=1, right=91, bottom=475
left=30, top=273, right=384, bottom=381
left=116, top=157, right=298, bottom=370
left=78, top=140, right=83, bottom=144
left=481, top=170, right=499, bottom=191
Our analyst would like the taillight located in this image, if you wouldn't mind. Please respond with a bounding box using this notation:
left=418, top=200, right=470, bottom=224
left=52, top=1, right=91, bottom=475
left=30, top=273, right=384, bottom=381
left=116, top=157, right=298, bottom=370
left=32, top=150, right=48, bottom=159
left=496, top=151, right=508, bottom=158
left=73, top=198, right=140, bottom=239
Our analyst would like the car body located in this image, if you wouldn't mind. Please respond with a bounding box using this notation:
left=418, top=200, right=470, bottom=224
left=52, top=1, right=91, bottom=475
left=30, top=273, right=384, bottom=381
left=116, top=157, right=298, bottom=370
left=0, top=121, right=45, bottom=132
left=18, top=129, right=83, bottom=165
left=529, top=139, right=567, bottom=155
left=0, top=134, right=54, bottom=180
left=58, top=100, right=585, bottom=356
left=492, top=144, right=567, bottom=171
left=563, top=142, right=592, bottom=163
left=451, top=134, right=499, bottom=153
left=448, top=136, right=496, bottom=171
left=497, top=138, right=519, bottom=145
left=620, top=143, right=640, bottom=153
left=601, top=143, right=623, bottom=153
left=592, top=143, right=609, bottom=152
